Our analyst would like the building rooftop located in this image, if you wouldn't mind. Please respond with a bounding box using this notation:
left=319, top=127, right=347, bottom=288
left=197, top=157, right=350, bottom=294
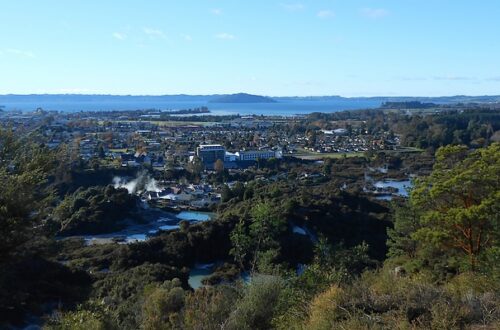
left=199, top=144, right=224, bottom=147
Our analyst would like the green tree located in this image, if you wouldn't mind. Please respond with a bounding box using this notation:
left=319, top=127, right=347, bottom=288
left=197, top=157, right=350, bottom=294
left=226, top=275, right=284, bottom=330
left=0, top=129, right=56, bottom=261
left=230, top=202, right=285, bottom=272
left=187, top=156, right=204, bottom=177
left=230, top=219, right=253, bottom=269
left=232, top=181, right=245, bottom=200
left=45, top=301, right=117, bottom=330
left=183, top=286, right=238, bottom=330
left=221, top=184, right=233, bottom=203
left=387, top=200, right=421, bottom=261
left=395, top=144, right=500, bottom=273
left=322, top=158, right=333, bottom=177
left=141, top=279, right=185, bottom=330
left=97, top=144, right=106, bottom=158
left=214, top=159, right=224, bottom=174
left=46, top=309, right=111, bottom=330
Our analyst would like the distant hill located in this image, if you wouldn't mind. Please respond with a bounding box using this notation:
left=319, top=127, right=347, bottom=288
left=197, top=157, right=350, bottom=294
left=365, top=95, right=500, bottom=104
left=0, top=94, right=214, bottom=103
left=209, top=93, right=276, bottom=103
left=1, top=94, right=500, bottom=105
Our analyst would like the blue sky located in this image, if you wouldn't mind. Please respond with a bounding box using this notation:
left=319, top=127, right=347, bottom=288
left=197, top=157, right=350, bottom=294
left=1, top=0, right=499, bottom=96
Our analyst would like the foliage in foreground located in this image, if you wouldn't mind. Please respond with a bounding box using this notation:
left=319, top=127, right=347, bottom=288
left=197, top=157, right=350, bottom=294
left=389, top=143, right=500, bottom=277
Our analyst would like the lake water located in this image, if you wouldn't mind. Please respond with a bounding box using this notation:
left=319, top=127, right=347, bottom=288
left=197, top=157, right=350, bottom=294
left=374, top=179, right=412, bottom=197
left=0, top=99, right=382, bottom=116
left=188, top=262, right=252, bottom=289
left=292, top=225, right=307, bottom=235
left=177, top=211, right=212, bottom=221
left=188, top=263, right=216, bottom=289
left=79, top=210, right=214, bottom=245
left=371, top=179, right=413, bottom=201
left=292, top=224, right=317, bottom=242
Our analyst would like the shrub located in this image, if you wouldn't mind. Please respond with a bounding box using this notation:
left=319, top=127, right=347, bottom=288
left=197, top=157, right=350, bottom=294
left=305, top=285, right=346, bottom=329
left=226, top=275, right=284, bottom=330
left=183, top=286, right=239, bottom=330
left=141, top=279, right=185, bottom=330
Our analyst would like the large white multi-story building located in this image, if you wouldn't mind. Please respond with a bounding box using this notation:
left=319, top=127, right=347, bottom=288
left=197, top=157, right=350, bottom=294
left=196, top=144, right=226, bottom=165
left=195, top=144, right=282, bottom=168
left=237, top=149, right=282, bottom=161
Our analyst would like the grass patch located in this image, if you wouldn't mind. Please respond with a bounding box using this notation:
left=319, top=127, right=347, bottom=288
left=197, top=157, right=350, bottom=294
left=292, top=148, right=365, bottom=160
left=292, top=146, right=423, bottom=160
left=108, top=148, right=128, bottom=153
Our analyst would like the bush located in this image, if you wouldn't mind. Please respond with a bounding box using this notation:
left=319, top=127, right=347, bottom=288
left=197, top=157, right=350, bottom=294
left=45, top=309, right=111, bottom=330
left=55, top=186, right=139, bottom=235
left=226, top=275, right=284, bottom=330
left=92, top=264, right=187, bottom=329
left=305, top=285, right=345, bottom=329
left=183, top=286, right=239, bottom=330
left=45, top=300, right=117, bottom=330
left=141, top=279, right=185, bottom=330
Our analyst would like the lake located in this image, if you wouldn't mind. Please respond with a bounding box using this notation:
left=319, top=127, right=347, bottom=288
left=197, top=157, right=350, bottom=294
left=0, top=98, right=382, bottom=116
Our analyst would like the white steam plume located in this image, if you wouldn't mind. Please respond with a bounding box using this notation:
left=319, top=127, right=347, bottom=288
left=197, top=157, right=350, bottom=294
left=113, top=171, right=162, bottom=194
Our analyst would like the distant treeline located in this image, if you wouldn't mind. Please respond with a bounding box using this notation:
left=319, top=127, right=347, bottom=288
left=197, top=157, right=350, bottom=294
left=164, top=106, right=210, bottom=114
left=381, top=101, right=437, bottom=109
left=304, top=107, right=500, bottom=150
left=65, top=107, right=210, bottom=118
left=63, top=107, right=243, bottom=123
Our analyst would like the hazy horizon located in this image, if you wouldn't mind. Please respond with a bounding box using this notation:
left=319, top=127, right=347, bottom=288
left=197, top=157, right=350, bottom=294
left=1, top=92, right=500, bottom=98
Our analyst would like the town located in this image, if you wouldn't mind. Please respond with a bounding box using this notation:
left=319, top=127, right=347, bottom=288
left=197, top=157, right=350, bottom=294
left=0, top=106, right=410, bottom=208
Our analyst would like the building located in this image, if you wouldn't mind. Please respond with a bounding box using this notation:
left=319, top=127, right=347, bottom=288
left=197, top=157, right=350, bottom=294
left=333, top=128, right=348, bottom=135
left=196, top=144, right=226, bottom=166
left=321, top=128, right=348, bottom=136
left=224, top=151, right=239, bottom=162
left=237, top=150, right=282, bottom=161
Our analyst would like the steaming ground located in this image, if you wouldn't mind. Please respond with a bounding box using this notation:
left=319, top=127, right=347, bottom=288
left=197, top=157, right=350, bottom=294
left=58, top=171, right=211, bottom=244
left=113, top=170, right=162, bottom=194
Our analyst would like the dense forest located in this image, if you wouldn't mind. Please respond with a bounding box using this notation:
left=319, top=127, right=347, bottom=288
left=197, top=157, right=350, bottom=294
left=0, top=109, right=499, bottom=329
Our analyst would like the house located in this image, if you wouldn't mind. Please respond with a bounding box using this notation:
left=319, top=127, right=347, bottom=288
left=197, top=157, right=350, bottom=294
left=164, top=192, right=193, bottom=202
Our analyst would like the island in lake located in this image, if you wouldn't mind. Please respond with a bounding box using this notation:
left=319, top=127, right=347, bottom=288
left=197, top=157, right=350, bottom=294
left=209, top=93, right=277, bottom=103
